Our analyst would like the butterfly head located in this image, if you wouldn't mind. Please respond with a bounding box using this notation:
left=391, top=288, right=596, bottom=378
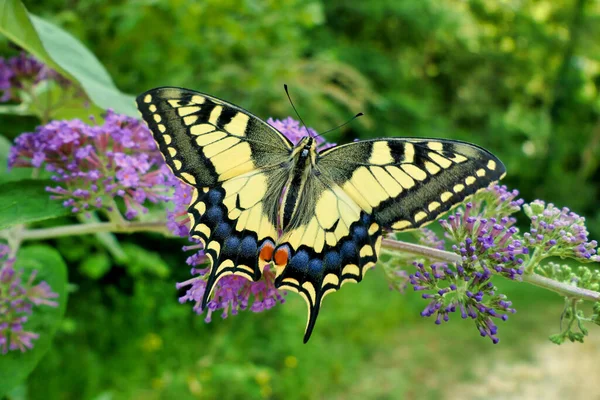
left=290, top=136, right=318, bottom=169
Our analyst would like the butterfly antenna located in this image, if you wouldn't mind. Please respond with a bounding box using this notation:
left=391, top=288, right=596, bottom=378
left=313, top=112, right=364, bottom=139
left=284, top=84, right=312, bottom=137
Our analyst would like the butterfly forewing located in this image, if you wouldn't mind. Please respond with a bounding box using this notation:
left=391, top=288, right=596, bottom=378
left=317, top=138, right=506, bottom=230
left=136, top=87, right=292, bottom=187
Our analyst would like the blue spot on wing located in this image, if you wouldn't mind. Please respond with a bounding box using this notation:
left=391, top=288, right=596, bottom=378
left=213, top=222, right=232, bottom=240
left=340, top=241, right=359, bottom=264
left=307, top=259, right=323, bottom=281
left=288, top=250, right=310, bottom=277
left=223, top=236, right=241, bottom=254
left=207, top=189, right=224, bottom=205
left=352, top=225, right=368, bottom=242
left=323, top=251, right=341, bottom=274
left=205, top=206, right=224, bottom=223
left=239, top=235, right=258, bottom=257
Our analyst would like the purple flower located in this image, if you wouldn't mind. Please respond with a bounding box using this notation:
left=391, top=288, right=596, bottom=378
left=475, top=184, right=524, bottom=218
left=410, top=261, right=515, bottom=344
left=176, top=266, right=286, bottom=322
left=9, top=110, right=175, bottom=220
left=165, top=180, right=194, bottom=237
left=0, top=244, right=59, bottom=354
left=0, top=59, right=14, bottom=102
left=0, top=52, right=68, bottom=103
left=440, top=202, right=527, bottom=280
left=387, top=268, right=410, bottom=293
left=524, top=201, right=600, bottom=262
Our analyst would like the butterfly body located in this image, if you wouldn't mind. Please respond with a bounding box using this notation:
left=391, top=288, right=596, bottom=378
left=137, top=87, right=506, bottom=342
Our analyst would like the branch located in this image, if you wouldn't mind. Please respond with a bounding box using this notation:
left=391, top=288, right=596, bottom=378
left=19, top=221, right=170, bottom=241
left=381, top=238, right=600, bottom=302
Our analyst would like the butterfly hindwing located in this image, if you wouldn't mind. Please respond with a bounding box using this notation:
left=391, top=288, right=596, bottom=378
left=317, top=138, right=506, bottom=231
left=273, top=179, right=382, bottom=342
left=188, top=183, right=279, bottom=306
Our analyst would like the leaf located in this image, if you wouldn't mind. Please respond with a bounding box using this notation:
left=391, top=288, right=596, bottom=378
left=29, top=15, right=137, bottom=117
left=28, top=79, right=104, bottom=121
left=0, top=0, right=137, bottom=117
left=0, top=245, right=68, bottom=396
left=0, top=179, right=70, bottom=229
left=79, top=252, right=111, bottom=280
left=76, top=213, right=127, bottom=264
left=120, top=243, right=170, bottom=278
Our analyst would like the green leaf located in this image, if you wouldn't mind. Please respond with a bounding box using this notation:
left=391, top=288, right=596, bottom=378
left=79, top=251, right=111, bottom=280
left=0, top=0, right=137, bottom=117
left=29, top=15, right=137, bottom=117
left=76, top=213, right=127, bottom=264
left=120, top=243, right=170, bottom=278
left=28, top=79, right=104, bottom=121
left=0, top=179, right=70, bottom=229
left=0, top=245, right=68, bottom=396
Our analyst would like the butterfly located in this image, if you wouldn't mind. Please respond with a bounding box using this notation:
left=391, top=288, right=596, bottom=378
left=136, top=87, right=506, bottom=343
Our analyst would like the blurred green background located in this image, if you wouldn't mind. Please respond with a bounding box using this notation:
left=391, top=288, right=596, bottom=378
left=6, top=0, right=600, bottom=398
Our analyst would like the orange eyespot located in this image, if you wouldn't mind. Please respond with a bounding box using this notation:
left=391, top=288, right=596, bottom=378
left=274, top=246, right=290, bottom=266
left=259, top=242, right=275, bottom=262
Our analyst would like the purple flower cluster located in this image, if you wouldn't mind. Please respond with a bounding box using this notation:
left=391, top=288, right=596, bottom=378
left=9, top=110, right=177, bottom=219
left=406, top=182, right=600, bottom=344
left=166, top=180, right=194, bottom=237
left=0, top=52, right=67, bottom=102
left=410, top=261, right=516, bottom=343
left=524, top=200, right=600, bottom=262
left=176, top=265, right=286, bottom=322
left=403, top=185, right=527, bottom=343
left=440, top=202, right=527, bottom=280
left=0, top=245, right=59, bottom=353
left=474, top=184, right=524, bottom=219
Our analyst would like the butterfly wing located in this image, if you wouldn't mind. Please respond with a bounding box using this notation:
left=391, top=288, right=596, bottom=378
left=317, top=138, right=506, bottom=230
left=273, top=138, right=505, bottom=342
left=137, top=87, right=292, bottom=306
left=273, top=175, right=382, bottom=343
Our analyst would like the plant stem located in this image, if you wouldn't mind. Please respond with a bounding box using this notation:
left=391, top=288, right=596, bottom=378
left=7, top=224, right=600, bottom=302
left=381, top=238, right=600, bottom=302
left=19, top=221, right=170, bottom=241
left=524, top=274, right=600, bottom=302
left=382, top=239, right=461, bottom=262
